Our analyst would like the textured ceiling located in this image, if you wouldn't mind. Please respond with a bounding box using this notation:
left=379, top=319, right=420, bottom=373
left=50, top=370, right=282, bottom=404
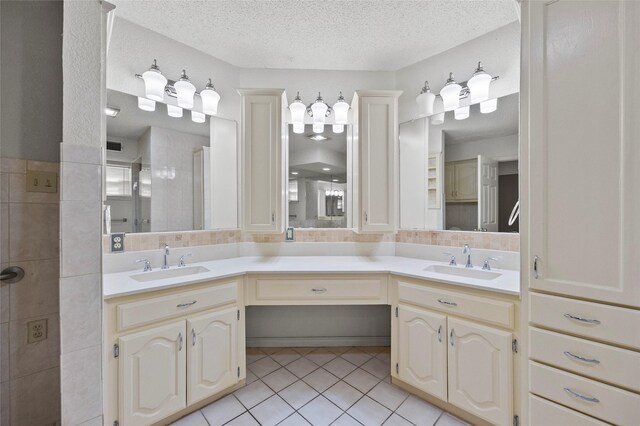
left=110, top=0, right=519, bottom=71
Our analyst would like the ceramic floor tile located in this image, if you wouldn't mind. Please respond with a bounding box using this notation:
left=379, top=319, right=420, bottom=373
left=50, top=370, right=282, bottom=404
left=286, top=357, right=319, bottom=378
left=327, top=346, right=352, bottom=355
left=234, top=380, right=274, bottom=409
left=292, top=347, right=317, bottom=355
left=306, top=348, right=337, bottom=366
left=201, top=394, right=246, bottom=426
left=224, top=412, right=260, bottom=426
left=271, top=348, right=302, bottom=366
left=343, top=368, right=380, bottom=394
left=246, top=348, right=267, bottom=364
left=171, top=410, right=209, bottom=426
left=323, top=357, right=357, bottom=379
left=303, top=368, right=339, bottom=393
left=249, top=395, right=294, bottom=426
left=331, top=414, right=363, bottom=426
left=298, top=395, right=343, bottom=426
left=383, top=413, right=415, bottom=426
left=395, top=395, right=443, bottom=426
left=434, top=413, right=469, bottom=426
left=323, top=381, right=363, bottom=411
left=376, top=352, right=391, bottom=364
left=340, top=349, right=372, bottom=366
left=361, top=357, right=390, bottom=380
left=347, top=396, right=392, bottom=426
left=260, top=347, right=282, bottom=355
left=367, top=381, right=409, bottom=411
left=245, top=370, right=259, bottom=385
left=248, top=356, right=281, bottom=378
left=262, top=368, right=298, bottom=392
left=278, top=412, right=312, bottom=426
left=277, top=380, right=319, bottom=410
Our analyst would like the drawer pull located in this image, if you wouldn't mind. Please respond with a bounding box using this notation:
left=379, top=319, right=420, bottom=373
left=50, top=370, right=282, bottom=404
left=450, top=329, right=455, bottom=346
left=563, top=351, right=600, bottom=365
left=438, top=299, right=458, bottom=307
left=311, top=288, right=327, bottom=294
left=564, top=387, right=600, bottom=403
left=177, top=300, right=197, bottom=308
left=192, top=328, right=196, bottom=347
left=437, top=325, right=442, bottom=343
left=564, top=313, right=601, bottom=325
left=178, top=332, right=183, bottom=351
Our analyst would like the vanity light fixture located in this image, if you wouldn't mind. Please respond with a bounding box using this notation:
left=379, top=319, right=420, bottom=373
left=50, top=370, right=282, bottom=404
left=200, top=79, right=220, bottom=115
left=332, top=125, right=344, bottom=133
left=105, top=106, right=120, bottom=117
left=467, top=62, right=492, bottom=103
left=440, top=73, right=462, bottom=111
left=137, top=97, right=156, bottom=112
left=167, top=104, right=183, bottom=118
left=141, top=59, right=168, bottom=101
left=480, top=98, right=498, bottom=113
left=416, top=81, right=436, bottom=116
left=289, top=92, right=306, bottom=134
left=191, top=110, right=206, bottom=123
left=308, top=93, right=332, bottom=134
left=174, top=70, right=196, bottom=109
left=332, top=92, right=350, bottom=125
left=431, top=112, right=445, bottom=125
left=454, top=105, right=470, bottom=120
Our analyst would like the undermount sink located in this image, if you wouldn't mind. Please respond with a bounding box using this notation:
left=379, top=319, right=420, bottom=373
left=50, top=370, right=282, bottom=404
left=424, top=264, right=501, bottom=281
left=131, top=266, right=210, bottom=282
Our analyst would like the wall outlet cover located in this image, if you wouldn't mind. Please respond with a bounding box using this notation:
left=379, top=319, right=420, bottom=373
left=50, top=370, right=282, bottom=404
left=285, top=227, right=295, bottom=241
left=26, top=170, right=58, bottom=193
left=27, top=319, right=47, bottom=344
left=110, top=233, right=125, bottom=252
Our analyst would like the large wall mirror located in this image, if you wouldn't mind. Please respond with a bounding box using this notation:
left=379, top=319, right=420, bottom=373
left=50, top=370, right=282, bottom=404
left=105, top=89, right=237, bottom=233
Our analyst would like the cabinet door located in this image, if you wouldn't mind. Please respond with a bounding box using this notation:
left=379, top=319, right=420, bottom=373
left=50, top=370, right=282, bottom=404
left=240, top=90, right=284, bottom=233
left=478, top=155, right=498, bottom=232
left=447, top=317, right=512, bottom=426
left=397, top=305, right=447, bottom=400
left=525, top=1, right=640, bottom=306
left=444, top=163, right=455, bottom=202
left=454, top=160, right=477, bottom=201
left=187, top=308, right=238, bottom=405
left=119, top=321, right=186, bottom=426
left=358, top=92, right=400, bottom=232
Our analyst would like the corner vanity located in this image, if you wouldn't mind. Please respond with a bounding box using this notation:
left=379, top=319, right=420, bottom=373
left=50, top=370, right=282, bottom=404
left=103, top=256, right=520, bottom=426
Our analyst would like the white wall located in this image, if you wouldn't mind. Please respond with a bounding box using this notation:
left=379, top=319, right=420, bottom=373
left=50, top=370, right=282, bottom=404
left=399, top=119, right=427, bottom=229
left=395, top=22, right=521, bottom=123
left=445, top=133, right=518, bottom=163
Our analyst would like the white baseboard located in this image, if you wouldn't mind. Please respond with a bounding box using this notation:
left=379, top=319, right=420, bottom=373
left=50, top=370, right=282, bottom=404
left=245, top=336, right=391, bottom=348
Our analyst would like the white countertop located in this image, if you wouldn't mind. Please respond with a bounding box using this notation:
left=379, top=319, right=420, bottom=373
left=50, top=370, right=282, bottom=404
left=103, top=255, right=520, bottom=299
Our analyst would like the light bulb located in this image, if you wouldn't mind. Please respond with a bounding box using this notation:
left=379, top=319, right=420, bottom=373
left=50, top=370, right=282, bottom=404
left=137, top=97, right=155, bottom=111
left=467, top=62, right=492, bottom=103
left=416, top=81, right=436, bottom=116
left=191, top=110, right=206, bottom=123
left=289, top=92, right=306, bottom=128
left=332, top=124, right=344, bottom=133
left=480, top=98, right=498, bottom=113
left=167, top=104, right=183, bottom=118
left=454, top=106, right=470, bottom=120
left=332, top=92, right=349, bottom=125
left=200, top=79, right=220, bottom=115
left=174, top=70, right=196, bottom=109
left=141, top=59, right=167, bottom=101
left=440, top=73, right=462, bottom=111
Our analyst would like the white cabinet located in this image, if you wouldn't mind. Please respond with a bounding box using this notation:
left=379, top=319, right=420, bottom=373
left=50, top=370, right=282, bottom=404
left=119, top=321, right=187, bottom=426
left=445, top=159, right=478, bottom=202
left=397, top=305, right=447, bottom=400
left=187, top=308, right=238, bottom=405
left=353, top=90, right=402, bottom=232
left=238, top=89, right=285, bottom=233
left=447, top=317, right=513, bottom=426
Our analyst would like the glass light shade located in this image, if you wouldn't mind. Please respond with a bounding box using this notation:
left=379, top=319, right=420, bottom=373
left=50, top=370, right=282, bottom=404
left=142, top=60, right=167, bottom=101
left=332, top=98, right=349, bottom=125
left=431, top=112, right=445, bottom=125
left=440, top=73, right=462, bottom=111
left=416, top=91, right=436, bottom=116
left=200, top=82, right=220, bottom=115
left=313, top=122, right=324, bottom=133
left=332, top=124, right=344, bottom=134
left=167, top=104, right=183, bottom=118
left=137, top=97, right=156, bottom=111
left=289, top=101, right=306, bottom=127
left=480, top=98, right=498, bottom=113
left=311, top=101, right=328, bottom=125
left=174, top=70, right=196, bottom=109
left=468, top=73, right=492, bottom=103
left=293, top=123, right=305, bottom=134
left=191, top=110, right=206, bottom=123
left=454, top=106, right=470, bottom=120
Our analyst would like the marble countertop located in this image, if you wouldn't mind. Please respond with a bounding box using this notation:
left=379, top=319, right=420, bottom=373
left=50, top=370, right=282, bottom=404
left=103, top=255, right=520, bottom=299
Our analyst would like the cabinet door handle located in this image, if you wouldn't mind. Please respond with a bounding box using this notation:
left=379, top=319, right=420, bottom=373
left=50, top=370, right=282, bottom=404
left=177, top=300, right=197, bottom=308
left=563, top=351, right=600, bottom=364
left=533, top=255, right=540, bottom=279
left=192, top=328, right=196, bottom=347
left=564, top=387, right=599, bottom=403
left=438, top=299, right=458, bottom=307
left=450, top=329, right=454, bottom=346
left=564, top=313, right=601, bottom=325
left=271, top=212, right=275, bottom=224
left=311, top=287, right=327, bottom=294
left=437, top=325, right=442, bottom=343
left=364, top=211, right=368, bottom=225
left=178, top=332, right=183, bottom=351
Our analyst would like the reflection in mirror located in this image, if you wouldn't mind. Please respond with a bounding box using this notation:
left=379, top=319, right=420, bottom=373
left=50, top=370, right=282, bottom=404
left=288, top=124, right=349, bottom=228
left=105, top=89, right=211, bottom=233
left=439, top=93, right=519, bottom=232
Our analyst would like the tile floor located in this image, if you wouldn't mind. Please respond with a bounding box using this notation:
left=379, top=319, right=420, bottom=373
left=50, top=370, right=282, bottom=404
left=172, top=347, right=470, bottom=426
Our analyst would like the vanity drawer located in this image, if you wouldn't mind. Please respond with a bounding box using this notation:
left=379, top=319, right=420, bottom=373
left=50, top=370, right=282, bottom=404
left=530, top=293, right=640, bottom=350
left=246, top=274, right=388, bottom=305
left=117, top=280, right=238, bottom=332
left=529, top=327, right=640, bottom=392
left=529, top=394, right=609, bottom=426
left=396, top=280, right=514, bottom=328
left=529, top=361, right=640, bottom=426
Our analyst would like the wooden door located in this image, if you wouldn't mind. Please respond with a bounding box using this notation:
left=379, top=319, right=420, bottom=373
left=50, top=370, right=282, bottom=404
left=478, top=155, right=498, bottom=232
left=447, top=317, right=512, bottom=426
left=397, top=305, right=447, bottom=400
left=119, top=321, right=186, bottom=426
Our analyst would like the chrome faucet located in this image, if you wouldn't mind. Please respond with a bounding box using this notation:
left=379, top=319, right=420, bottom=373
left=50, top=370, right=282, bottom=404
left=482, top=257, right=499, bottom=271
left=178, top=253, right=192, bottom=268
left=443, top=252, right=457, bottom=266
left=136, top=258, right=152, bottom=272
left=162, top=244, right=170, bottom=269
left=463, top=244, right=473, bottom=268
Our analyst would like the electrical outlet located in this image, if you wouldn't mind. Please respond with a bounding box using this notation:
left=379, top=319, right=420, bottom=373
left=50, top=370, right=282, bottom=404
left=27, top=319, right=47, bottom=344
left=111, top=232, right=125, bottom=252
left=285, top=227, right=295, bottom=241
left=26, top=170, right=58, bottom=193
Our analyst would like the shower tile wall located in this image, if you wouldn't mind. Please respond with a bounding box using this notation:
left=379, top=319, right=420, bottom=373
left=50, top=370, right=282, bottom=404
left=0, top=158, right=61, bottom=425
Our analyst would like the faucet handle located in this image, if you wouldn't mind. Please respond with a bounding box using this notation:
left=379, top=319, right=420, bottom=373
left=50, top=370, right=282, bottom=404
left=463, top=244, right=471, bottom=254
left=482, top=257, right=499, bottom=271
left=443, top=252, right=457, bottom=266
left=178, top=253, right=192, bottom=268
left=136, top=258, right=152, bottom=272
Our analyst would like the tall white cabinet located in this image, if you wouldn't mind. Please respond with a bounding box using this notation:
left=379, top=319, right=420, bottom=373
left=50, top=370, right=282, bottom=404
left=521, top=1, right=640, bottom=424
left=238, top=89, right=286, bottom=233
